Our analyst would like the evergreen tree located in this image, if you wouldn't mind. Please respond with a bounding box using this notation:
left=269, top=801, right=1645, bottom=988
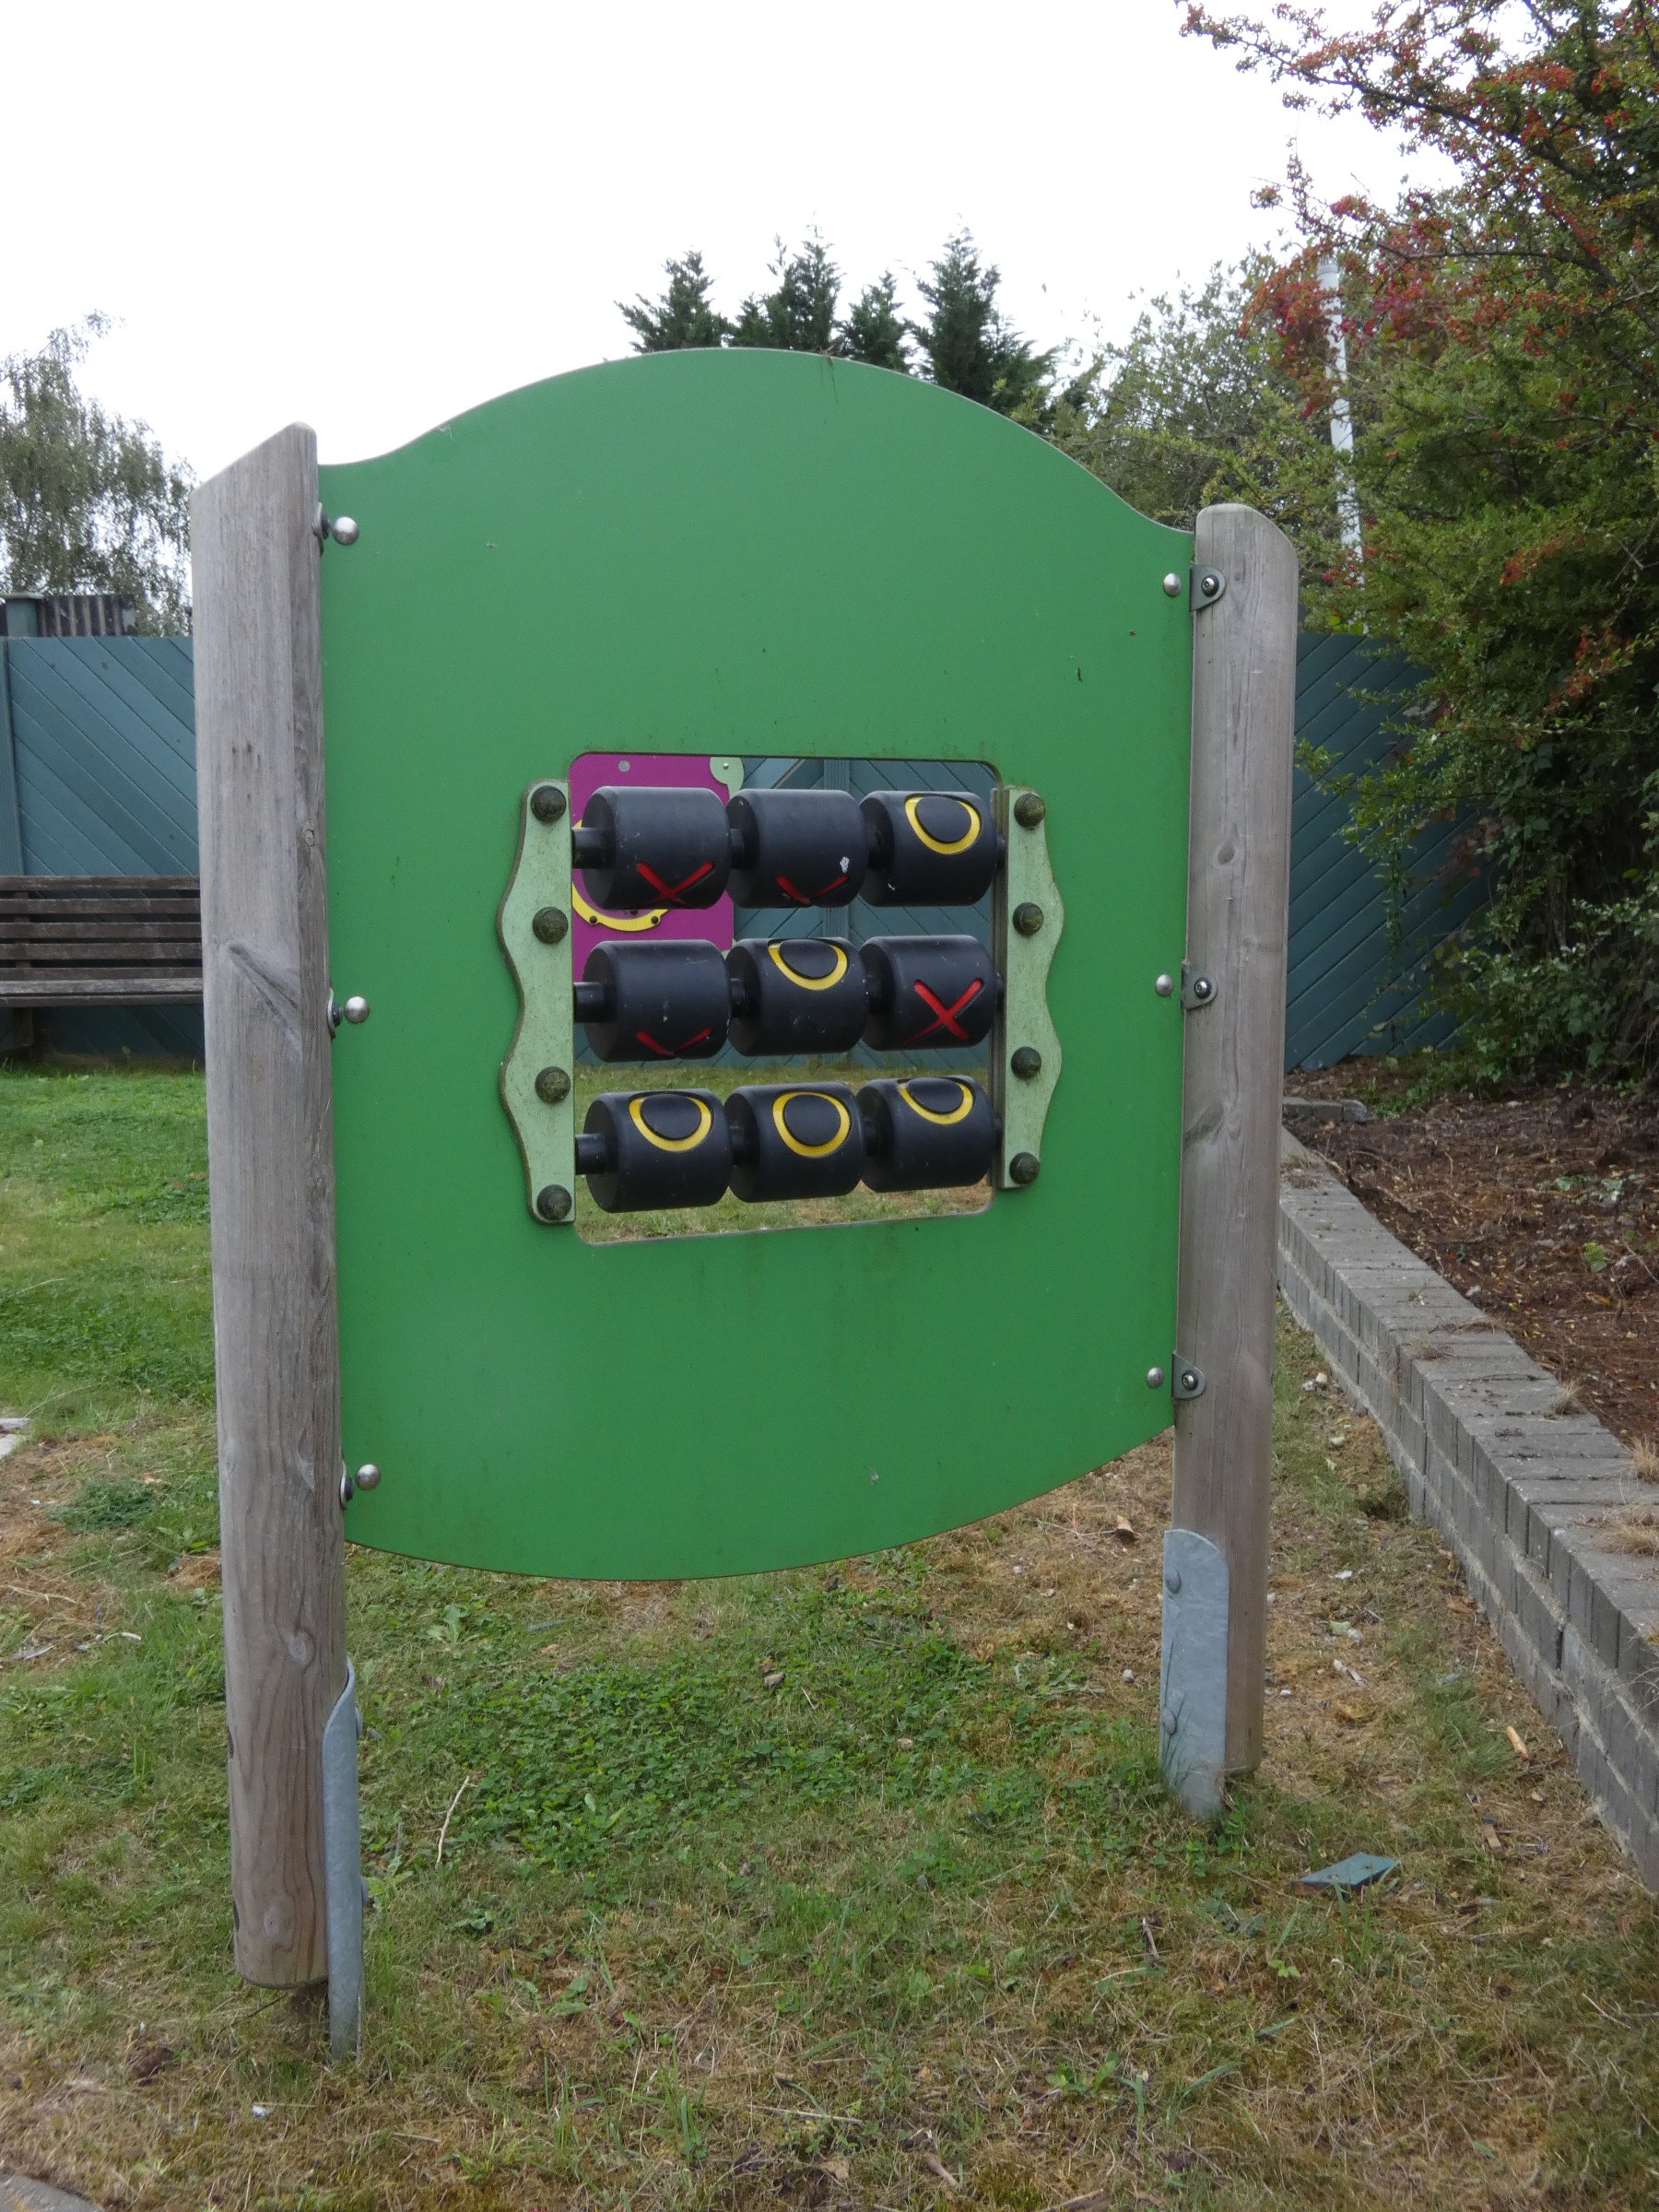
left=618, top=252, right=730, bottom=351
left=729, top=236, right=841, bottom=351
left=0, top=318, right=191, bottom=631
left=912, top=233, right=1055, bottom=416
left=839, top=275, right=911, bottom=371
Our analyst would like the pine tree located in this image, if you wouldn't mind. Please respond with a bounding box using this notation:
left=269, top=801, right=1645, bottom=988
left=618, top=252, right=730, bottom=351
left=839, top=275, right=911, bottom=371
left=730, top=236, right=841, bottom=352
left=912, top=233, right=1054, bottom=416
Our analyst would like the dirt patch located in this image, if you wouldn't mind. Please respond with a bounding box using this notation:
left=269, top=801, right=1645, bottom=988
left=1288, top=1071, right=1659, bottom=1454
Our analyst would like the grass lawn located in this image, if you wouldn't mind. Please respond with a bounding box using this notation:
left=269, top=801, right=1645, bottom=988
left=3, top=1066, right=1658, bottom=2210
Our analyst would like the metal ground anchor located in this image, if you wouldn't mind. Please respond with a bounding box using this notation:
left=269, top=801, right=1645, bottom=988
left=322, top=1658, right=364, bottom=2060
left=1159, top=1530, right=1230, bottom=1818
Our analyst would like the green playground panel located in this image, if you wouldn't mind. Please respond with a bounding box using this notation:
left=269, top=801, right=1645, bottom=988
left=318, top=348, right=1192, bottom=1581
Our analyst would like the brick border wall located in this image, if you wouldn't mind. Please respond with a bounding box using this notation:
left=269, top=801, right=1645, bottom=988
left=1277, top=1129, right=1659, bottom=1886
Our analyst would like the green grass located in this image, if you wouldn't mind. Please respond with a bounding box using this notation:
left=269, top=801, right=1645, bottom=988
left=3, top=1066, right=1659, bottom=2209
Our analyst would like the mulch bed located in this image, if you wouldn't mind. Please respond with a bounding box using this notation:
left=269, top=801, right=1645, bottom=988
left=1287, top=1069, right=1659, bottom=1455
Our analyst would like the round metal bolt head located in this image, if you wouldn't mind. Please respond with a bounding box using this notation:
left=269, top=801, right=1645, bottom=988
left=1192, top=974, right=1214, bottom=1001
left=1008, top=1151, right=1041, bottom=1186
left=529, top=782, right=567, bottom=824
left=1161, top=571, right=1182, bottom=596
left=331, top=515, right=360, bottom=546
left=1012, top=900, right=1044, bottom=936
left=1154, top=972, right=1175, bottom=997
left=535, top=1065, right=571, bottom=1104
left=1180, top=1368, right=1200, bottom=1393
left=535, top=1182, right=573, bottom=1222
left=1198, top=569, right=1221, bottom=598
left=532, top=905, right=569, bottom=945
left=1146, top=1365, right=1166, bottom=1390
left=1165, top=1568, right=1182, bottom=1594
left=341, top=994, right=371, bottom=1025
left=1013, top=791, right=1046, bottom=829
left=1010, top=1045, right=1042, bottom=1080
left=355, top=1463, right=382, bottom=1490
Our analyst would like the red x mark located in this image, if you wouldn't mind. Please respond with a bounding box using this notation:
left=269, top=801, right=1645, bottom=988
left=636, top=1027, right=713, bottom=1057
left=910, top=978, right=982, bottom=1041
left=637, top=860, right=715, bottom=904
left=774, top=870, right=849, bottom=905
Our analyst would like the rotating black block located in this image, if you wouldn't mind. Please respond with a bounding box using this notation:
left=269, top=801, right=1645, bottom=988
left=725, top=1082, right=865, bottom=1203
left=861, top=789, right=1002, bottom=906
left=857, top=1077, right=997, bottom=1193
left=576, top=785, right=731, bottom=910
left=579, top=1089, right=732, bottom=1212
left=726, top=936, right=869, bottom=1056
left=860, top=935, right=999, bottom=1052
left=726, top=788, right=867, bottom=908
left=578, top=940, right=730, bottom=1062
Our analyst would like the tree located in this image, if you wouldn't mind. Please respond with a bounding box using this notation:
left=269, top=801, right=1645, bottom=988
left=1188, top=0, right=1659, bottom=1084
left=730, top=235, right=841, bottom=351
left=839, top=274, right=912, bottom=371
left=912, top=233, right=1056, bottom=416
left=0, top=319, right=191, bottom=633
left=618, top=251, right=731, bottom=351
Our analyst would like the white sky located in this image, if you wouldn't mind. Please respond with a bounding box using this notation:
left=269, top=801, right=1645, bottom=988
left=1, top=1, right=1415, bottom=481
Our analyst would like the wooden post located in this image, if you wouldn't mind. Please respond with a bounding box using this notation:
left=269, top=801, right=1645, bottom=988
left=194, top=426, right=346, bottom=1985
left=1169, top=503, right=1299, bottom=1777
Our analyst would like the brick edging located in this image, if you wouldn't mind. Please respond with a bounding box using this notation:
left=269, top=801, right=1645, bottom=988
left=1277, top=1128, right=1659, bottom=1885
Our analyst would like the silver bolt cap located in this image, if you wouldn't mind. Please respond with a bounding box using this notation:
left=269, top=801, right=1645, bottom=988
left=355, top=1463, right=381, bottom=1490
left=1161, top=572, right=1182, bottom=596
left=1146, top=1365, right=1166, bottom=1389
left=1155, top=973, right=1175, bottom=996
left=341, top=995, right=371, bottom=1024
left=331, top=515, right=360, bottom=546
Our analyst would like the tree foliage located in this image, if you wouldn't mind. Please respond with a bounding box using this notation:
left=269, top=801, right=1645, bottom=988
left=1188, top=0, right=1659, bottom=1085
left=618, top=231, right=1065, bottom=411
left=0, top=319, right=192, bottom=632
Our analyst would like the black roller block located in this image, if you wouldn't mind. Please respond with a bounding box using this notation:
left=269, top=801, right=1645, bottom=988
left=579, top=940, right=730, bottom=1062
left=726, top=935, right=869, bottom=1056
left=860, top=935, right=999, bottom=1052
left=725, top=1082, right=865, bottom=1202
left=726, top=788, right=867, bottom=907
left=578, top=785, right=732, bottom=910
left=861, top=789, right=1002, bottom=906
left=581, top=1089, right=732, bottom=1212
left=857, top=1076, right=997, bottom=1193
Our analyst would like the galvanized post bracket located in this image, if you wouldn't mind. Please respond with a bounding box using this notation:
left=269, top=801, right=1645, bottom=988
left=498, top=780, right=576, bottom=1225
left=1180, top=966, right=1218, bottom=1012
left=1159, top=1529, right=1230, bottom=1818
left=322, top=1657, right=364, bottom=2062
left=1189, top=565, right=1227, bottom=612
left=1171, top=1357, right=1206, bottom=1401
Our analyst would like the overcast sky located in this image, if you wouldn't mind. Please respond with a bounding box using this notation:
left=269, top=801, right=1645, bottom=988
left=2, top=1, right=1412, bottom=481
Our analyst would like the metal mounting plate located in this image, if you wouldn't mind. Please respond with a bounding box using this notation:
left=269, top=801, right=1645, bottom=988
left=322, top=1658, right=363, bottom=2061
left=1159, top=1529, right=1230, bottom=1818
left=991, top=785, right=1065, bottom=1189
left=498, top=782, right=575, bottom=1222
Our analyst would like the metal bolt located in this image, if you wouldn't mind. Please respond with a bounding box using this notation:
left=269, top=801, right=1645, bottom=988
left=1165, top=1568, right=1182, bottom=1594
left=535, top=1183, right=573, bottom=1222
left=1192, top=974, right=1214, bottom=1002
left=533, top=906, right=569, bottom=945
left=355, top=1464, right=381, bottom=1490
left=1010, top=1045, right=1042, bottom=1079
left=1008, top=1151, right=1041, bottom=1186
left=338, top=1468, right=354, bottom=1507
left=1012, top=901, right=1044, bottom=937
left=1154, top=973, right=1175, bottom=997
left=1161, top=572, right=1183, bottom=597
left=331, top=516, right=360, bottom=547
left=341, top=994, right=371, bottom=1025
left=535, top=1065, right=571, bottom=1104
left=529, top=782, right=567, bottom=824
left=1181, top=1368, right=1199, bottom=1393
left=1198, top=569, right=1222, bottom=599
left=1013, top=791, right=1046, bottom=829
left=1147, top=1366, right=1166, bottom=1389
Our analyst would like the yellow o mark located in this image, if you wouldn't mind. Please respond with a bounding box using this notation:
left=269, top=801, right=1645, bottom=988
left=898, top=1079, right=974, bottom=1127
left=628, top=1094, right=712, bottom=1152
left=571, top=884, right=666, bottom=932
left=767, top=941, right=849, bottom=991
left=904, top=794, right=980, bottom=855
left=772, top=1090, right=852, bottom=1159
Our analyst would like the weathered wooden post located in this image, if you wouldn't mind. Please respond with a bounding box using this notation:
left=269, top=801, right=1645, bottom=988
left=194, top=427, right=358, bottom=2048
left=1160, top=503, right=1299, bottom=1814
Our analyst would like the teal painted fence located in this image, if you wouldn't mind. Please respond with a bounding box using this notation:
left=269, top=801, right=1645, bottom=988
left=0, top=630, right=1481, bottom=1072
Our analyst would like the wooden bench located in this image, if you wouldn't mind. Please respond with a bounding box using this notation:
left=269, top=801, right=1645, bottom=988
left=0, top=876, right=203, bottom=1008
